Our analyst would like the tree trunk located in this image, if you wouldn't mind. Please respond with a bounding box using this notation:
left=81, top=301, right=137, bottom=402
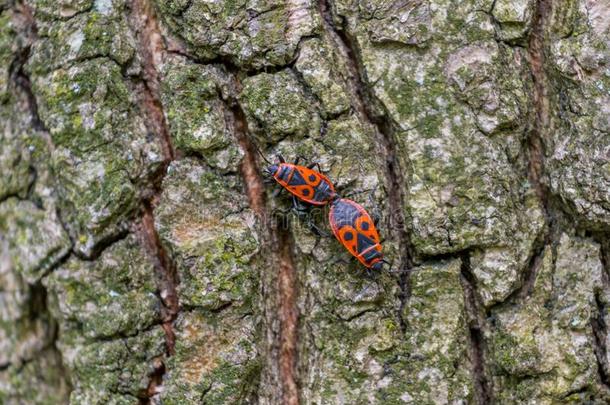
left=1, top=0, right=610, bottom=403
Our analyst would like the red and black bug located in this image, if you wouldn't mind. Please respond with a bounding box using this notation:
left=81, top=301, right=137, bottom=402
left=261, top=153, right=388, bottom=271
left=263, top=155, right=337, bottom=206
left=328, top=198, right=386, bottom=271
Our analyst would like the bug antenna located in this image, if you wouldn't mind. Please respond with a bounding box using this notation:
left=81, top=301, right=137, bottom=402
left=251, top=141, right=273, bottom=166
left=384, top=259, right=405, bottom=276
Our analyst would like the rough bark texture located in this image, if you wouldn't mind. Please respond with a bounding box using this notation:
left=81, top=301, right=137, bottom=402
left=1, top=0, right=609, bottom=404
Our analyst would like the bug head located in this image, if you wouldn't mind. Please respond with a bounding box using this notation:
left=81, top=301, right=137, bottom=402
left=263, top=164, right=279, bottom=178
left=371, top=258, right=393, bottom=272
left=370, top=261, right=384, bottom=271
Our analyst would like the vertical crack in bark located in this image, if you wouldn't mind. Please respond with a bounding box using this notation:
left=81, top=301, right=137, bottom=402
left=224, top=75, right=300, bottom=404
left=138, top=202, right=179, bottom=354
left=229, top=98, right=266, bottom=216
left=494, top=225, right=556, bottom=308
left=515, top=0, right=553, bottom=310
left=10, top=49, right=46, bottom=134
left=516, top=219, right=563, bottom=302
left=592, top=292, right=610, bottom=390
left=317, top=0, right=368, bottom=121
left=8, top=2, right=55, bottom=152
left=5, top=2, right=73, bottom=399
left=128, top=1, right=178, bottom=401
left=317, top=0, right=414, bottom=332
left=526, top=0, right=552, bottom=207
left=460, top=253, right=493, bottom=404
left=277, top=225, right=300, bottom=405
left=33, top=280, right=74, bottom=395
left=517, top=234, right=547, bottom=299
left=129, top=0, right=174, bottom=163
left=132, top=11, right=301, bottom=400
left=139, top=356, right=166, bottom=404
left=592, top=242, right=610, bottom=390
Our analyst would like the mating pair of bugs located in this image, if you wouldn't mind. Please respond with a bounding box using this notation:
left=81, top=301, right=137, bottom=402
left=263, top=155, right=388, bottom=271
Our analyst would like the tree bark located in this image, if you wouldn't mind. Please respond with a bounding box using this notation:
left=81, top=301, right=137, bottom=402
left=1, top=0, right=610, bottom=403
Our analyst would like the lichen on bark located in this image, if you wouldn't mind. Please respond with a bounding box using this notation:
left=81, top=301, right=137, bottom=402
left=1, top=0, right=610, bottom=404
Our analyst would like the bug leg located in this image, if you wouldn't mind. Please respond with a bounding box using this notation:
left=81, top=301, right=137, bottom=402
left=307, top=220, right=331, bottom=238
left=291, top=195, right=300, bottom=211
left=277, top=154, right=286, bottom=163
left=342, top=186, right=374, bottom=200
left=272, top=196, right=300, bottom=216
left=357, top=281, right=376, bottom=298
left=306, top=206, right=331, bottom=237
left=379, top=258, right=393, bottom=272
left=275, top=205, right=293, bottom=215
left=367, top=185, right=380, bottom=210
left=293, top=155, right=310, bottom=165
left=387, top=260, right=409, bottom=276
left=372, top=213, right=380, bottom=227
left=366, top=185, right=383, bottom=228
left=307, top=162, right=323, bottom=173
left=330, top=256, right=351, bottom=266
left=368, top=185, right=378, bottom=202
left=364, top=267, right=376, bottom=280
left=291, top=197, right=315, bottom=232
left=291, top=195, right=310, bottom=213
left=342, top=185, right=378, bottom=200
left=271, top=186, right=282, bottom=198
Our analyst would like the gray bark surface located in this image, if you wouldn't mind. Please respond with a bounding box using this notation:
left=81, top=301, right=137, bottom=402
left=1, top=0, right=610, bottom=403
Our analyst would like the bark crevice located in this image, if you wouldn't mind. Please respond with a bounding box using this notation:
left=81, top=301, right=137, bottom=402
left=222, top=73, right=300, bottom=404
left=489, top=225, right=556, bottom=312
left=460, top=252, right=493, bottom=405
left=7, top=2, right=46, bottom=135
left=4, top=3, right=74, bottom=399
left=511, top=0, right=554, bottom=309
left=129, top=0, right=174, bottom=163
left=592, top=291, right=610, bottom=390
left=138, top=356, right=166, bottom=404
left=74, top=228, right=129, bottom=261
left=592, top=241, right=610, bottom=390
left=137, top=202, right=179, bottom=354
left=140, top=8, right=302, bottom=402
left=525, top=0, right=552, bottom=207
left=317, top=0, right=414, bottom=333
left=127, top=3, right=179, bottom=402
